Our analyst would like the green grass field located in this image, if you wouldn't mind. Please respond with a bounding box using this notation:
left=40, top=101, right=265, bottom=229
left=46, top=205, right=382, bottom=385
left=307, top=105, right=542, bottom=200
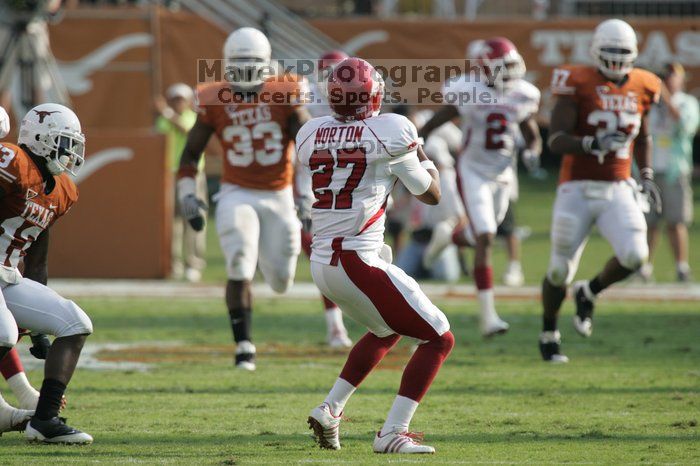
left=0, top=296, right=697, bottom=464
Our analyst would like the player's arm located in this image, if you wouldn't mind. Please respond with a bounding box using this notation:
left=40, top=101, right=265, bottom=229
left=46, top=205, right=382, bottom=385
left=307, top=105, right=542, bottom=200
left=288, top=106, right=311, bottom=140
left=177, top=118, right=213, bottom=231
left=391, top=145, right=441, bottom=205
left=23, top=229, right=50, bottom=285
left=418, top=105, right=459, bottom=140
left=548, top=96, right=627, bottom=161
left=547, top=96, right=587, bottom=156
left=519, top=115, right=542, bottom=172
left=634, top=113, right=662, bottom=214
left=22, top=228, right=53, bottom=359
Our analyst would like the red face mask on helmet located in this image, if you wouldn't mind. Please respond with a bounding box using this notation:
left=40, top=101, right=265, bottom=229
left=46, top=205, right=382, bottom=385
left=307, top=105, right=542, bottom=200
left=476, top=37, right=526, bottom=84
left=327, top=57, right=384, bottom=122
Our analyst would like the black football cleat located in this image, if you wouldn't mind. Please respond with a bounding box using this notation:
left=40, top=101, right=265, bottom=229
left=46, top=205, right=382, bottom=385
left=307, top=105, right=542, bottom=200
left=572, top=281, right=594, bottom=338
left=25, top=416, right=93, bottom=444
left=539, top=331, right=569, bottom=363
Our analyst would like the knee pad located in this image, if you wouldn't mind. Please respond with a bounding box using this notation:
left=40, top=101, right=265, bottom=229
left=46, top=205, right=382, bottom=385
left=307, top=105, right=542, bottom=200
left=547, top=255, right=571, bottom=287
left=55, top=300, right=93, bottom=337
left=618, top=243, right=649, bottom=271
left=0, top=325, right=18, bottom=348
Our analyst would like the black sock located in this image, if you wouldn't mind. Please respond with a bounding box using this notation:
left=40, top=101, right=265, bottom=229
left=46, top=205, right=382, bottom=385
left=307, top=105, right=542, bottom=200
left=589, top=277, right=604, bottom=295
left=229, top=307, right=252, bottom=343
left=542, top=277, right=565, bottom=332
left=35, top=378, right=66, bottom=421
left=543, top=316, right=557, bottom=332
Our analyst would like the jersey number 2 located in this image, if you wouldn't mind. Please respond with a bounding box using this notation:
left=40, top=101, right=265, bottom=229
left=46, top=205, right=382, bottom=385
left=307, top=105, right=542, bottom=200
left=310, top=147, right=367, bottom=210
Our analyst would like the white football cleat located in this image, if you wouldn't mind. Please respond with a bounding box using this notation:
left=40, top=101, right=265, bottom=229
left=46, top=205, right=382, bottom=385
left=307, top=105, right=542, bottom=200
left=573, top=315, right=593, bottom=338
left=422, top=221, right=454, bottom=269
left=373, top=430, right=435, bottom=454
left=0, top=405, right=33, bottom=433
left=307, top=403, right=341, bottom=450
left=184, top=267, right=202, bottom=283
left=235, top=340, right=256, bottom=371
left=328, top=329, right=352, bottom=349
left=481, top=316, right=510, bottom=337
left=502, top=262, right=524, bottom=287
left=539, top=331, right=569, bottom=363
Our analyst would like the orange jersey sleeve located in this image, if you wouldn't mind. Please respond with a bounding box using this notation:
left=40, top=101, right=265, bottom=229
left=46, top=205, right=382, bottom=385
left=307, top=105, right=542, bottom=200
left=555, top=66, right=658, bottom=183
left=196, top=76, right=306, bottom=190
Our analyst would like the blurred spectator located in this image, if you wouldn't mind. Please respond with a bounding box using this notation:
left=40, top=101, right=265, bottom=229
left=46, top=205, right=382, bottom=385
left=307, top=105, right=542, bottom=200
left=641, top=63, right=699, bottom=282
left=155, top=83, right=207, bottom=282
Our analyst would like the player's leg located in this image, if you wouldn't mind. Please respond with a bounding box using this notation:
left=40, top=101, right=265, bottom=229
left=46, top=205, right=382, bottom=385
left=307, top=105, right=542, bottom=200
left=540, top=183, right=592, bottom=362
left=326, top=252, right=452, bottom=453
left=216, top=188, right=260, bottom=370
left=183, top=172, right=208, bottom=283
left=301, top=229, right=351, bottom=348
left=0, top=299, right=31, bottom=434
left=3, top=279, right=92, bottom=443
left=642, top=207, right=661, bottom=282
left=256, top=188, right=300, bottom=294
left=572, top=182, right=648, bottom=337
left=464, top=170, right=509, bottom=336
left=0, top=345, right=39, bottom=409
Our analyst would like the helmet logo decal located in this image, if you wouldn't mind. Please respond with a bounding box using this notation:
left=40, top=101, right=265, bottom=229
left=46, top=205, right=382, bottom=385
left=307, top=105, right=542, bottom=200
left=33, top=110, right=59, bottom=123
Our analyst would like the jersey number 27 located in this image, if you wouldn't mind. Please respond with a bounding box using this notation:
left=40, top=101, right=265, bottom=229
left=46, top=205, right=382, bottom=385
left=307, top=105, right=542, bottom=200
left=310, top=147, right=367, bottom=210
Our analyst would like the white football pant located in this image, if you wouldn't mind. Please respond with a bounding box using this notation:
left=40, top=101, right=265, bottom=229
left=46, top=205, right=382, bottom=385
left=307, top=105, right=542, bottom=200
left=215, top=183, right=301, bottom=293
left=459, top=164, right=513, bottom=236
left=311, top=248, right=450, bottom=341
left=0, top=278, right=93, bottom=348
left=546, top=179, right=648, bottom=286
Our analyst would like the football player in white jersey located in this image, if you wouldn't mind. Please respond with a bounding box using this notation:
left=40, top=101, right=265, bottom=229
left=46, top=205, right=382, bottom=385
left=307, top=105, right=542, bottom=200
left=298, top=58, right=454, bottom=454
left=420, top=37, right=542, bottom=337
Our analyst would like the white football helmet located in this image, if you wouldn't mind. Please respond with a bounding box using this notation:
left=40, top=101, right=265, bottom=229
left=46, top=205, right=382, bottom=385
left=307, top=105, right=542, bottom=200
left=223, top=27, right=272, bottom=90
left=590, top=19, right=638, bottom=80
left=18, top=103, right=85, bottom=176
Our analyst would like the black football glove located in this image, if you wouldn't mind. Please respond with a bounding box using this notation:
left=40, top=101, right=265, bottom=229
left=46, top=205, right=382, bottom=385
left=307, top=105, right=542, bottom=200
left=180, top=194, right=208, bottom=231
left=29, top=333, right=51, bottom=360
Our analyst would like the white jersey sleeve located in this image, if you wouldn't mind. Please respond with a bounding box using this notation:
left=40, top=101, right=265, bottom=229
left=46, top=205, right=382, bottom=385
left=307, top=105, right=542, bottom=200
left=364, top=113, right=421, bottom=158
left=512, top=80, right=541, bottom=123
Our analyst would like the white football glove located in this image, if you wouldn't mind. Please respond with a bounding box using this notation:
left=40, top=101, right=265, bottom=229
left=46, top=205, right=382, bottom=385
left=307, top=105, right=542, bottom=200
left=521, top=148, right=540, bottom=173
left=583, top=131, right=628, bottom=164
left=0, top=106, right=9, bottom=139
left=177, top=177, right=207, bottom=231
left=295, top=195, right=313, bottom=232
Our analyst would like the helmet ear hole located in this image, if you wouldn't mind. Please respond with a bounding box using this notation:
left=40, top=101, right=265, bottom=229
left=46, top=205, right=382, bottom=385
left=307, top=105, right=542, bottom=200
left=35, top=134, right=40, bottom=141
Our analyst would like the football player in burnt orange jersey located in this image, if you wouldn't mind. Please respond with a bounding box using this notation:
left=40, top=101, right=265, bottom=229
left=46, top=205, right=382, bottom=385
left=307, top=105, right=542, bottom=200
left=0, top=104, right=93, bottom=443
left=539, top=19, right=662, bottom=362
left=178, top=28, right=311, bottom=370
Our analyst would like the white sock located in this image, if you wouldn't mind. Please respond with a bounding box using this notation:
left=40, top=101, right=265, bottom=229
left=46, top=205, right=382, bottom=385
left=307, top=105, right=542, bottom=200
left=478, top=289, right=497, bottom=321
left=677, top=261, right=690, bottom=274
left=323, top=378, right=355, bottom=415
left=508, top=260, right=522, bottom=272
left=325, top=307, right=346, bottom=335
left=381, top=395, right=419, bottom=436
left=0, top=392, right=10, bottom=409
left=7, top=372, right=39, bottom=409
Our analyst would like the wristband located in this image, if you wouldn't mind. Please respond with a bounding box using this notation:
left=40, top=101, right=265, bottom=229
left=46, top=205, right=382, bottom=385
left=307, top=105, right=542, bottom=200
left=420, top=160, right=437, bottom=171
left=639, top=167, right=654, bottom=180
left=161, top=107, right=175, bottom=119
left=176, top=176, right=196, bottom=204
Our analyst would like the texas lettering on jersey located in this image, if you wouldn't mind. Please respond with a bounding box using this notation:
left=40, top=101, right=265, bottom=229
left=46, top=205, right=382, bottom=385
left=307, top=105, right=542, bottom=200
left=0, top=143, right=78, bottom=269
left=551, top=65, right=661, bottom=182
left=195, top=74, right=307, bottom=191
